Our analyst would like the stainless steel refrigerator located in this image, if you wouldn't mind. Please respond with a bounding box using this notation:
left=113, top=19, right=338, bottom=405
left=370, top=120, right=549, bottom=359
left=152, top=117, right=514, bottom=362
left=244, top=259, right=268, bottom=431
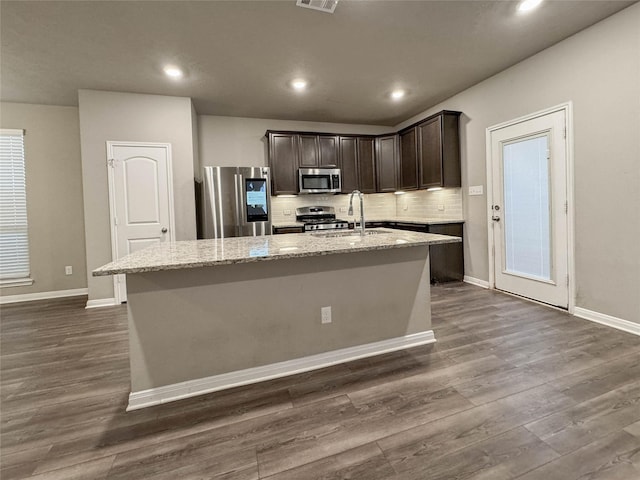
left=201, top=166, right=272, bottom=239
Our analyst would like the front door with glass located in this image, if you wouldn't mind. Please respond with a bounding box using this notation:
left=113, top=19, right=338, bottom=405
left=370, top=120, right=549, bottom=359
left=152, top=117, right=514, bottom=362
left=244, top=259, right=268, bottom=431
left=489, top=109, right=568, bottom=308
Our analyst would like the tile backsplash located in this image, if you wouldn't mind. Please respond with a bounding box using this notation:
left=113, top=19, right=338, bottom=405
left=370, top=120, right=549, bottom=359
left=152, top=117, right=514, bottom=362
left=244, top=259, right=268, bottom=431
left=271, top=188, right=463, bottom=224
left=271, top=193, right=396, bottom=224
left=395, top=188, right=463, bottom=219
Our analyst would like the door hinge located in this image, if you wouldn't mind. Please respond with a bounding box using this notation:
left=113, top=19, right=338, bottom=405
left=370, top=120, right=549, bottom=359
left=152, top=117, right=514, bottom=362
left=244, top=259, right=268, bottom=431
left=566, top=274, right=569, bottom=287
left=114, top=216, right=118, bottom=226
left=563, top=127, right=567, bottom=139
left=565, top=201, right=568, bottom=214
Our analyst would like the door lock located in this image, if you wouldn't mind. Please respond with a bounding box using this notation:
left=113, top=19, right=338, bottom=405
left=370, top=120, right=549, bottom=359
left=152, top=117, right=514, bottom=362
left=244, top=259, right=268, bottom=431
left=161, top=227, right=168, bottom=233
left=492, top=215, right=500, bottom=222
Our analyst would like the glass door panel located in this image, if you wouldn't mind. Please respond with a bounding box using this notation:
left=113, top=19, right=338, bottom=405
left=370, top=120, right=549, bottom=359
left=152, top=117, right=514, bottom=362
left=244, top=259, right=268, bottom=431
left=502, top=135, right=551, bottom=281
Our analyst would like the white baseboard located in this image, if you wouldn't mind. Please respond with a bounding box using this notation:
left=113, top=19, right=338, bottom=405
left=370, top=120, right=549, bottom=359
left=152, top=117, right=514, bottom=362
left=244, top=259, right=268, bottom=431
left=463, top=276, right=490, bottom=289
left=573, top=307, right=640, bottom=336
left=127, top=330, right=436, bottom=411
left=0, top=288, right=88, bottom=305
left=85, top=298, right=119, bottom=309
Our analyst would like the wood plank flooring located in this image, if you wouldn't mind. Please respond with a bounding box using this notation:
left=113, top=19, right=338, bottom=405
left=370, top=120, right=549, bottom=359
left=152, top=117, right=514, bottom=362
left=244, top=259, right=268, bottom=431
left=1, top=283, right=639, bottom=479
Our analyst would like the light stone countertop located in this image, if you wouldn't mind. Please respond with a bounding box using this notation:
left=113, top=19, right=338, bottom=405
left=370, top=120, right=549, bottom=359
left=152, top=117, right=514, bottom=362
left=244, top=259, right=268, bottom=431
left=272, top=217, right=464, bottom=229
left=93, top=228, right=461, bottom=276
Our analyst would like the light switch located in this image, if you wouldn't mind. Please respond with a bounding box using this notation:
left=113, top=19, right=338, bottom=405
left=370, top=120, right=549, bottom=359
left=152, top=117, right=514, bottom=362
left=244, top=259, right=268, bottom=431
left=469, top=185, right=484, bottom=196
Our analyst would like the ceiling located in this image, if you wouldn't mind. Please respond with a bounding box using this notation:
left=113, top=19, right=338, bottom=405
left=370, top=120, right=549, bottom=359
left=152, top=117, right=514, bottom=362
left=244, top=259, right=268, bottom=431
left=1, top=0, right=635, bottom=126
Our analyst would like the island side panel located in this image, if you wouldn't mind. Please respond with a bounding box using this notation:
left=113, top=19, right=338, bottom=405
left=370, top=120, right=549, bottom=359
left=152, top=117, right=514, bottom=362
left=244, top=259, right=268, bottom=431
left=126, top=246, right=431, bottom=392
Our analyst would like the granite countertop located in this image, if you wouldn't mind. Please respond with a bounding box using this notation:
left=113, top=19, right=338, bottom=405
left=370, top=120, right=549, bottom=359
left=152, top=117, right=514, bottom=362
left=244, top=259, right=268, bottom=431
left=93, top=228, right=461, bottom=276
left=272, top=217, right=464, bottom=228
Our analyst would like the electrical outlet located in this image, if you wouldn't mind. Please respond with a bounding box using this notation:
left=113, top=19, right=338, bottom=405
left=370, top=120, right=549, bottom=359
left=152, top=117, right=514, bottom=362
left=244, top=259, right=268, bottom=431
left=65, top=265, right=73, bottom=275
left=283, top=209, right=292, bottom=216
left=321, top=306, right=332, bottom=324
left=339, top=206, right=347, bottom=213
left=437, top=204, right=445, bottom=211
left=402, top=202, right=408, bottom=211
left=469, top=185, right=484, bottom=196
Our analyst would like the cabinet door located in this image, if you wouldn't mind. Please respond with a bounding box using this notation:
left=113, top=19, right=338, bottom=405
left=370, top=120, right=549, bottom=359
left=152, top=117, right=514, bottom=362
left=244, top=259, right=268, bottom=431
left=391, top=222, right=427, bottom=233
left=339, top=137, right=358, bottom=193
left=318, top=135, right=339, bottom=167
left=357, top=137, right=376, bottom=194
left=427, top=223, right=464, bottom=283
left=399, top=128, right=418, bottom=190
left=272, top=226, right=305, bottom=234
left=376, top=135, right=397, bottom=192
left=418, top=116, right=443, bottom=188
left=268, top=133, right=298, bottom=195
left=298, top=135, right=319, bottom=167
left=441, top=112, right=461, bottom=188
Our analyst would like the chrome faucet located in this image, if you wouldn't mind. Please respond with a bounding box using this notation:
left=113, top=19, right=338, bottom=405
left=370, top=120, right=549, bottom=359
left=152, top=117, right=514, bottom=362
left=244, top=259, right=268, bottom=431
left=348, top=190, right=365, bottom=236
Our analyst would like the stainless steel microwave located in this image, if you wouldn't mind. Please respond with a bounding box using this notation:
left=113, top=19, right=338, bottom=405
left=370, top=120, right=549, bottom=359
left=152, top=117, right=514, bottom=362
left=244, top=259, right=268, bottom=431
left=298, top=167, right=341, bottom=194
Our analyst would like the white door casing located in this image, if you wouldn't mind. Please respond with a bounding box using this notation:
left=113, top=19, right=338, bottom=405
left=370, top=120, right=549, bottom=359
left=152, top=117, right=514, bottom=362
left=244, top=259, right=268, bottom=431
left=487, top=105, right=573, bottom=309
left=107, top=142, right=175, bottom=303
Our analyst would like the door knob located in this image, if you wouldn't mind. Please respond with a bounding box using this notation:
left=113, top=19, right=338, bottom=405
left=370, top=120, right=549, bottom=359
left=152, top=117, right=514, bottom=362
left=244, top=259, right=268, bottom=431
left=492, top=216, right=500, bottom=222
left=161, top=227, right=168, bottom=233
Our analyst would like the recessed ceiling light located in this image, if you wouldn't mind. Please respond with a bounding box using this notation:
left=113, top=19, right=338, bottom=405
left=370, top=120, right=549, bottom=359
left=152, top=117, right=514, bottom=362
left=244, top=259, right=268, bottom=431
left=163, top=65, right=183, bottom=78
left=518, top=0, right=543, bottom=13
left=291, top=79, right=307, bottom=91
left=391, top=90, right=406, bottom=100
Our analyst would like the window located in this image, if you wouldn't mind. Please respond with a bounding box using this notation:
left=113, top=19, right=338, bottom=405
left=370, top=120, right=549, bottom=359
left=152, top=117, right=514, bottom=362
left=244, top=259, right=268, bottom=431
left=0, top=129, right=32, bottom=286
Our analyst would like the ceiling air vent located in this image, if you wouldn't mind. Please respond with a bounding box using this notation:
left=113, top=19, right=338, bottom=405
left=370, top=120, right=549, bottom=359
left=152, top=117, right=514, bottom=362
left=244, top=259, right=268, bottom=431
left=296, top=0, right=338, bottom=14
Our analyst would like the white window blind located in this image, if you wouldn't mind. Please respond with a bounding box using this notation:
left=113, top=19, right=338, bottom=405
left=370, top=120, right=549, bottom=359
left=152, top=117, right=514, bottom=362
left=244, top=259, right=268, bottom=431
left=0, top=129, right=31, bottom=284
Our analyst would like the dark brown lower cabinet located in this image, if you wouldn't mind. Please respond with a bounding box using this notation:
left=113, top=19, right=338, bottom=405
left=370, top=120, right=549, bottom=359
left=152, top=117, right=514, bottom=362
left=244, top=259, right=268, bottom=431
left=367, top=221, right=463, bottom=283
left=272, top=226, right=304, bottom=234
left=427, top=223, right=464, bottom=283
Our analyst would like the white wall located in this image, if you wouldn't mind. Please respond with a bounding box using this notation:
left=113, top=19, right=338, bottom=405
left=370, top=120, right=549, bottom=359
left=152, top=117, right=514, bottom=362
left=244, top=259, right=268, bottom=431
left=0, top=103, right=87, bottom=297
left=396, top=4, right=640, bottom=324
left=198, top=115, right=392, bottom=168
left=78, top=90, right=197, bottom=302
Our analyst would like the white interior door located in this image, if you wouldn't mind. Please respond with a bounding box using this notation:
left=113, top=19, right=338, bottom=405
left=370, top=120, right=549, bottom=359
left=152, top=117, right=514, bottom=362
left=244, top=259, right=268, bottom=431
left=489, top=109, right=569, bottom=308
left=107, top=142, right=175, bottom=303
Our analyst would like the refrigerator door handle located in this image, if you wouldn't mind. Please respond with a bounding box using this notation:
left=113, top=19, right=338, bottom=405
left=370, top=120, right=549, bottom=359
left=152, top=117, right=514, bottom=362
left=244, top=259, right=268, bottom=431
left=234, top=173, right=243, bottom=236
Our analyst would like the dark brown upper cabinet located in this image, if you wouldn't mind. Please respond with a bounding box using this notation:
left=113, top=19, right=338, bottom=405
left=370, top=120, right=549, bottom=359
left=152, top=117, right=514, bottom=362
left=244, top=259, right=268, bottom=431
left=318, top=135, right=339, bottom=167
left=266, top=131, right=340, bottom=195
left=266, top=110, right=460, bottom=195
left=338, top=136, right=358, bottom=193
left=298, top=134, right=319, bottom=167
left=339, top=136, right=376, bottom=194
left=357, top=137, right=376, bottom=194
left=298, top=134, right=339, bottom=168
left=267, top=132, right=298, bottom=195
left=418, top=111, right=461, bottom=189
left=399, top=128, right=419, bottom=190
left=376, top=135, right=398, bottom=193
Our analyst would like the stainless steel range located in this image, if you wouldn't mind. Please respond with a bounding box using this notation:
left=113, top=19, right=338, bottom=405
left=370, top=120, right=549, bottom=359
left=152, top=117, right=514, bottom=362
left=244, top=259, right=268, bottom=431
left=296, top=206, right=349, bottom=232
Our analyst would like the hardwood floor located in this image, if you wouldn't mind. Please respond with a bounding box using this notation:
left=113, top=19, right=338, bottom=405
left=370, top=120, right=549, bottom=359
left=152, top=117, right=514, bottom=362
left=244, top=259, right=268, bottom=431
left=1, top=283, right=639, bottom=479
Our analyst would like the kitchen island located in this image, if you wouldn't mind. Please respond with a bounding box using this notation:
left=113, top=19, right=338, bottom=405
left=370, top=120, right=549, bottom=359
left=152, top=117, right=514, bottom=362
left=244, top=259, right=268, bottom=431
left=94, top=229, right=461, bottom=410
